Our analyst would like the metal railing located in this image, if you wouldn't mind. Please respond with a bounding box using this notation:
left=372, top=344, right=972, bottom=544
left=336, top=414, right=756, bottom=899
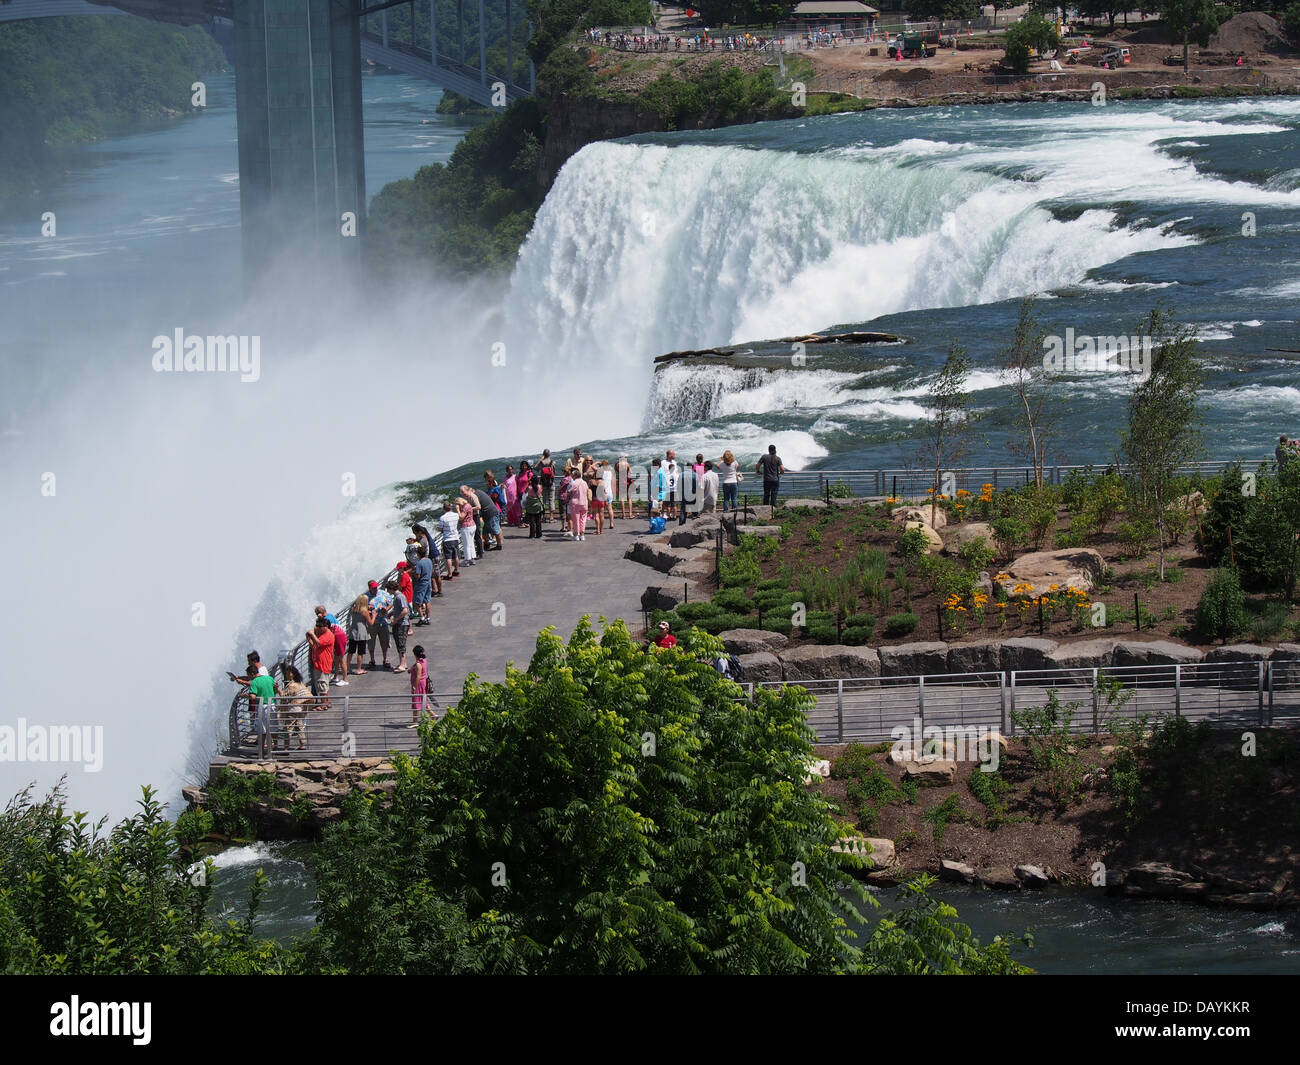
left=225, top=659, right=1300, bottom=757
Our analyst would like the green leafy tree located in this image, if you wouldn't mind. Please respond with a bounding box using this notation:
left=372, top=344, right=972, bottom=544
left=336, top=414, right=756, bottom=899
left=1161, top=0, right=1228, bottom=73
left=908, top=0, right=979, bottom=21
left=305, top=619, right=1029, bottom=974
left=1002, top=13, right=1061, bottom=73
left=916, top=342, right=977, bottom=528
left=1195, top=567, right=1246, bottom=643
left=1286, top=3, right=1300, bottom=46
left=0, top=784, right=286, bottom=974
left=1122, top=307, right=1205, bottom=581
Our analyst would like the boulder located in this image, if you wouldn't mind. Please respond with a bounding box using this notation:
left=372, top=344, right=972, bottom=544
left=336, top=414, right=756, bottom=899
left=669, top=521, right=720, bottom=548
left=802, top=758, right=832, bottom=784
left=944, top=521, right=994, bottom=552
left=1205, top=644, right=1271, bottom=663
left=1046, top=637, right=1119, bottom=671
left=889, top=739, right=957, bottom=765
left=718, top=628, right=789, bottom=655
left=1112, top=641, right=1204, bottom=668
left=940, top=859, right=977, bottom=883
left=893, top=505, right=948, bottom=530
left=780, top=644, right=881, bottom=680
left=1015, top=864, right=1050, bottom=888
left=902, top=759, right=957, bottom=785
left=254, top=806, right=301, bottom=841
left=999, top=548, right=1105, bottom=598
left=946, top=639, right=1003, bottom=675
left=733, top=523, right=782, bottom=538
left=182, top=785, right=208, bottom=807
left=738, top=651, right=783, bottom=683
left=1000, top=637, right=1059, bottom=672
left=879, top=641, right=949, bottom=677
left=783, top=498, right=827, bottom=509
left=862, top=837, right=897, bottom=868
left=626, top=540, right=692, bottom=573
left=641, top=582, right=684, bottom=612
left=669, top=550, right=717, bottom=579
left=1172, top=490, right=1207, bottom=516
left=902, top=521, right=944, bottom=553
left=980, top=866, right=1022, bottom=890
left=1123, top=861, right=1195, bottom=896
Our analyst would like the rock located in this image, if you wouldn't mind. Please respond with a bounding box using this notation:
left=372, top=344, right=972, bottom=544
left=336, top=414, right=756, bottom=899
left=802, top=758, right=832, bottom=784
left=893, top=505, right=948, bottom=530
left=641, top=582, right=684, bottom=612
left=669, top=521, right=720, bottom=548
left=311, top=806, right=343, bottom=828
left=738, top=651, right=783, bottom=683
left=1217, top=892, right=1279, bottom=909
left=878, top=641, right=948, bottom=677
left=902, top=759, right=957, bottom=785
left=999, top=548, right=1105, bottom=598
left=1113, top=641, right=1204, bottom=667
left=944, top=521, right=993, bottom=551
left=1123, top=861, right=1195, bottom=896
left=626, top=541, right=692, bottom=573
left=980, top=866, right=1022, bottom=890
left=783, top=498, right=828, bottom=509
left=902, top=520, right=944, bottom=553
left=733, top=523, right=782, bottom=538
left=1046, top=637, right=1119, bottom=671
left=862, top=837, right=897, bottom=868
left=669, top=551, right=717, bottom=580
left=780, top=644, right=881, bottom=680
left=1205, top=644, right=1271, bottom=663
left=254, top=806, right=301, bottom=841
left=1015, top=864, right=1050, bottom=888
left=946, top=639, right=1003, bottom=675
left=1000, top=637, right=1059, bottom=672
left=889, top=740, right=956, bottom=765
left=940, top=859, right=977, bottom=883
left=983, top=730, right=1009, bottom=753
left=182, top=785, right=208, bottom=807
left=1172, top=490, right=1207, bottom=516
left=719, top=628, right=789, bottom=655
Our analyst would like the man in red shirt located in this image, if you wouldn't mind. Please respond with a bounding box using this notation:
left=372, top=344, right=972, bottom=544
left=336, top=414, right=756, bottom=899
left=654, top=621, right=677, bottom=649
left=396, top=561, right=414, bottom=607
left=306, top=616, right=335, bottom=709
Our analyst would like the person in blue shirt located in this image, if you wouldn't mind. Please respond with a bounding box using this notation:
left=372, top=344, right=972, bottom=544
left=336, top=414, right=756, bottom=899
left=413, top=545, right=434, bottom=627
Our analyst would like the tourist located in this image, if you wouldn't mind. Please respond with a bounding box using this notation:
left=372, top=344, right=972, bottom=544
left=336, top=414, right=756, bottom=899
left=558, top=469, right=573, bottom=533
left=279, top=664, right=312, bottom=751
left=599, top=460, right=615, bottom=527
left=413, top=522, right=442, bottom=596
left=413, top=544, right=434, bottom=626
left=394, top=562, right=414, bottom=610
left=386, top=578, right=411, bottom=672
left=248, top=662, right=278, bottom=758
left=366, top=579, right=392, bottom=670
left=516, top=462, right=535, bottom=524
left=1278, top=435, right=1293, bottom=469
left=437, top=500, right=461, bottom=579
left=537, top=449, right=558, bottom=521
left=701, top=460, right=719, bottom=514
left=347, top=593, right=373, bottom=674
left=652, top=457, right=666, bottom=514
left=457, top=495, right=477, bottom=565
left=409, top=645, right=431, bottom=727
left=567, top=468, right=590, bottom=540
left=693, top=453, right=705, bottom=479
left=566, top=446, right=583, bottom=479
left=467, top=482, right=501, bottom=553
left=678, top=460, right=698, bottom=525
left=589, top=464, right=608, bottom=535
left=501, top=465, right=519, bottom=527
left=403, top=535, right=421, bottom=567
left=615, top=453, right=632, bottom=519
left=327, top=613, right=349, bottom=686
left=717, top=449, right=738, bottom=512
left=523, top=481, right=544, bottom=538
left=665, top=450, right=679, bottom=519
left=757, top=444, right=786, bottom=507
left=654, top=620, right=677, bottom=649
left=461, top=485, right=486, bottom=557
left=305, top=616, right=335, bottom=710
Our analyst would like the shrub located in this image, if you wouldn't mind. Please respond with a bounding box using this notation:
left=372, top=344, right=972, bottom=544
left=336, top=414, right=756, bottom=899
left=697, top=612, right=756, bottom=635
left=958, top=535, right=995, bottom=575
left=676, top=601, right=723, bottom=622
left=991, top=516, right=1027, bottom=558
left=1195, top=568, right=1246, bottom=643
left=712, top=588, right=753, bottom=613
left=831, top=742, right=889, bottom=780
left=883, top=613, right=919, bottom=639
left=1249, top=600, right=1291, bottom=643
left=967, top=769, right=1008, bottom=828
left=1117, top=516, right=1155, bottom=557
left=897, top=527, right=930, bottom=564
left=175, top=807, right=214, bottom=847
left=922, top=794, right=966, bottom=850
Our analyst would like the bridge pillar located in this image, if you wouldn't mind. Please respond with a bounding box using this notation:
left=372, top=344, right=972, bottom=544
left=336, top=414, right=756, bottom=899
left=232, top=0, right=365, bottom=283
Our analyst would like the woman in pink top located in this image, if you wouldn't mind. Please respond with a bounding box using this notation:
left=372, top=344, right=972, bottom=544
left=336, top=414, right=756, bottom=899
left=457, top=496, right=477, bottom=564
left=503, top=464, right=520, bottom=526
left=409, top=645, right=430, bottom=726
left=567, top=474, right=590, bottom=541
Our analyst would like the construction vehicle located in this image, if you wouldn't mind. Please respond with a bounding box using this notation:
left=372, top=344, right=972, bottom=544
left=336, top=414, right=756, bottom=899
left=887, top=31, right=937, bottom=58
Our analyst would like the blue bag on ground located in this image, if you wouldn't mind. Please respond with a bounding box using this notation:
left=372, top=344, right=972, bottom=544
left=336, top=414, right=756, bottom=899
left=649, top=516, right=666, bottom=533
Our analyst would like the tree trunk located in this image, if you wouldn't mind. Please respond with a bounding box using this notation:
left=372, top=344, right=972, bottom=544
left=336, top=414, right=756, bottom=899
left=1183, top=22, right=1189, bottom=76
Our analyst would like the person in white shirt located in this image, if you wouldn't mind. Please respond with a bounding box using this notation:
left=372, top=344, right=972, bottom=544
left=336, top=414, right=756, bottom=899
left=718, top=448, right=741, bottom=512
left=701, top=460, right=720, bottom=514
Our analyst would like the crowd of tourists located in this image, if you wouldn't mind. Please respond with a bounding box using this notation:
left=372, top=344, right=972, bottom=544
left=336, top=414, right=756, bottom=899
left=1278, top=434, right=1300, bottom=468
left=232, top=442, right=790, bottom=753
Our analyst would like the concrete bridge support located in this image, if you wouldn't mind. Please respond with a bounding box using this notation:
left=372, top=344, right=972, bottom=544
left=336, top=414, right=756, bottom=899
left=232, top=0, right=365, bottom=281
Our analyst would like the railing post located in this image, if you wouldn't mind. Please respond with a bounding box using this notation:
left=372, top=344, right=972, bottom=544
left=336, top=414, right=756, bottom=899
left=998, top=671, right=1006, bottom=735
left=1267, top=661, right=1274, bottom=726
left=342, top=695, right=350, bottom=756
left=836, top=679, right=844, bottom=742
left=1008, top=670, right=1016, bottom=735
left=917, top=674, right=925, bottom=738
left=1174, top=663, right=1181, bottom=718
left=1092, top=667, right=1100, bottom=732
left=1259, top=661, right=1266, bottom=726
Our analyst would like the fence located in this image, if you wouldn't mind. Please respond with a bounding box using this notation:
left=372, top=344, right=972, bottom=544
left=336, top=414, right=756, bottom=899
left=224, top=660, right=1300, bottom=758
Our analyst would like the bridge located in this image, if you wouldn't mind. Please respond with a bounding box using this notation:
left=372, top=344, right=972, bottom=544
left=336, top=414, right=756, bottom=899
left=0, top=0, right=534, bottom=279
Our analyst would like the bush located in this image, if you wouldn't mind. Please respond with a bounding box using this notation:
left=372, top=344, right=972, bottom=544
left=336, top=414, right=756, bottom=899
left=991, top=517, right=1028, bottom=559
left=712, top=588, right=753, bottom=613
left=676, top=601, right=723, bottom=622
left=883, top=613, right=919, bottom=639
left=958, top=535, right=995, bottom=575
left=697, top=612, right=756, bottom=635
left=1196, top=568, right=1246, bottom=643
left=831, top=742, right=889, bottom=780
left=175, top=807, right=214, bottom=847
left=897, top=527, right=930, bottom=564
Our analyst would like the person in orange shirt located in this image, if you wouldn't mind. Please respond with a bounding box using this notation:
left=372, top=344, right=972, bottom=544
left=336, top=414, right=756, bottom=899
left=305, top=616, right=335, bottom=709
left=654, top=621, right=677, bottom=649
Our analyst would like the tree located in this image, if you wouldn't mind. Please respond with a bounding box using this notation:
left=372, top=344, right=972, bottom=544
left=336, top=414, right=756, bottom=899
left=1000, top=298, right=1054, bottom=489
left=1076, top=0, right=1125, bottom=30
left=917, top=342, right=977, bottom=527
left=1002, top=13, right=1061, bottom=74
left=304, top=620, right=1029, bottom=974
left=908, top=0, right=979, bottom=21
left=1122, top=307, right=1205, bottom=581
left=1287, top=3, right=1300, bottom=46
left=1161, top=0, right=1227, bottom=74
left=0, top=783, right=286, bottom=974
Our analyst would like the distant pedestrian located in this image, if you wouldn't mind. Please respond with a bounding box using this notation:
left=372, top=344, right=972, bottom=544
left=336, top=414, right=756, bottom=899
left=386, top=579, right=411, bottom=672
left=654, top=621, right=677, bottom=649
left=718, top=449, right=741, bottom=512
left=524, top=481, right=544, bottom=538
left=437, top=500, right=461, bottom=579
left=567, top=471, right=590, bottom=540
left=537, top=449, right=558, bottom=521
left=327, top=613, right=348, bottom=686
left=457, top=495, right=477, bottom=565
left=409, top=645, right=431, bottom=727
left=306, top=616, right=334, bottom=709
left=366, top=580, right=391, bottom=670
left=413, top=545, right=434, bottom=626
left=701, top=460, right=719, bottom=514
left=348, top=593, right=373, bottom=675
left=757, top=444, right=786, bottom=507
left=616, top=453, right=632, bottom=519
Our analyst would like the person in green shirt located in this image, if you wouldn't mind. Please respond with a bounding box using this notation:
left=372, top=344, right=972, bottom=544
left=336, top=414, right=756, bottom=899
left=248, top=671, right=278, bottom=758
